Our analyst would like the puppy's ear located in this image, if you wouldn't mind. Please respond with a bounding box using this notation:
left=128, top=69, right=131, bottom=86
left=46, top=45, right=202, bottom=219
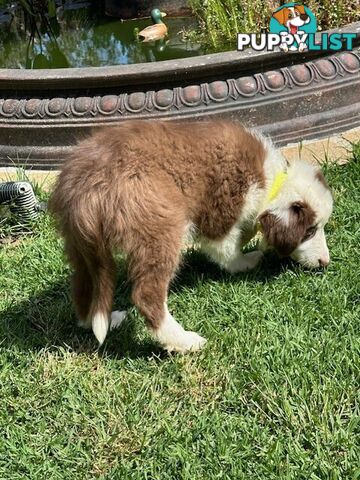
left=295, top=4, right=306, bottom=15
left=259, top=210, right=296, bottom=256
left=315, top=170, right=330, bottom=191
left=272, top=8, right=286, bottom=25
left=259, top=201, right=315, bottom=256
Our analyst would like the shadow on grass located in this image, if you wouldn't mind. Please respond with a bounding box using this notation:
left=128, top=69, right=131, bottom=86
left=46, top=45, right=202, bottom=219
left=172, top=248, right=292, bottom=292
left=0, top=249, right=291, bottom=359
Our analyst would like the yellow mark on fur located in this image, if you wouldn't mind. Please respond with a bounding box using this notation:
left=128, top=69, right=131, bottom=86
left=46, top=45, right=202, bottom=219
left=267, top=171, right=288, bottom=202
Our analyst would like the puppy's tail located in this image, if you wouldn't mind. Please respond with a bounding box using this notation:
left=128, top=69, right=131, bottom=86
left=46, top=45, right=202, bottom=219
left=86, top=243, right=116, bottom=345
left=72, top=224, right=116, bottom=346
left=50, top=181, right=117, bottom=345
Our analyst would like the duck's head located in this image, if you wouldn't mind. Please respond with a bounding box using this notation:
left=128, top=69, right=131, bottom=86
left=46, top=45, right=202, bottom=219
left=151, top=8, right=167, bottom=24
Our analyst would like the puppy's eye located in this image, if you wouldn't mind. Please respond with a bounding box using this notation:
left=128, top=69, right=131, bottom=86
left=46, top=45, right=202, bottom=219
left=295, top=11, right=300, bottom=16
left=288, top=13, right=292, bottom=18
left=303, top=226, right=317, bottom=242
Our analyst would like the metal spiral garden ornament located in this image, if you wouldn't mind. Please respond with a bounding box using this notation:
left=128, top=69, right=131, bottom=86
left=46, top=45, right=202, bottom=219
left=0, top=181, right=42, bottom=222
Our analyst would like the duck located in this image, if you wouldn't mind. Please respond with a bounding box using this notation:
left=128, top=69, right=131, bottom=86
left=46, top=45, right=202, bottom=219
left=138, top=8, right=168, bottom=42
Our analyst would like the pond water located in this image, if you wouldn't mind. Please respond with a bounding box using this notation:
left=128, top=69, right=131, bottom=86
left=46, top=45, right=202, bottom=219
left=0, top=2, right=222, bottom=69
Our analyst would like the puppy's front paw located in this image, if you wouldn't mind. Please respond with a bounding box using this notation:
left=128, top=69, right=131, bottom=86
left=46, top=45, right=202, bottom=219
left=164, top=330, right=207, bottom=354
left=226, top=250, right=264, bottom=273
left=110, top=310, right=127, bottom=330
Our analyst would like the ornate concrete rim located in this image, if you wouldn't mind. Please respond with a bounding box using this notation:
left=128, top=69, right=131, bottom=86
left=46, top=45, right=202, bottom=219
left=1, top=50, right=359, bottom=122
left=0, top=22, right=359, bottom=169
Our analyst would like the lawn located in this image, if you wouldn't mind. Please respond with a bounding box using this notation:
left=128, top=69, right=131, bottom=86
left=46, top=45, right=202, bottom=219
left=0, top=146, right=359, bottom=479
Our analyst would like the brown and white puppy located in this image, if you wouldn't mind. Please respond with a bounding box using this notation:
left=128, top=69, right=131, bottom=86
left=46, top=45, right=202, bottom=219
left=49, top=120, right=333, bottom=353
left=273, top=4, right=310, bottom=52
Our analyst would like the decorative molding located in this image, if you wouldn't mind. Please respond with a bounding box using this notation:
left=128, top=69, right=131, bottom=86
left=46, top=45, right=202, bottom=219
left=0, top=51, right=359, bottom=121
left=0, top=39, right=359, bottom=169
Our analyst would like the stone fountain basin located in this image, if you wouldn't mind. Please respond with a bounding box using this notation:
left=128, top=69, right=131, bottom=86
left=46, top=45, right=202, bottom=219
left=0, top=22, right=359, bottom=169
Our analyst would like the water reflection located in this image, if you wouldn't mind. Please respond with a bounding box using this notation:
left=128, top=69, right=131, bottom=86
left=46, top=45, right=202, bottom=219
left=0, top=3, right=204, bottom=69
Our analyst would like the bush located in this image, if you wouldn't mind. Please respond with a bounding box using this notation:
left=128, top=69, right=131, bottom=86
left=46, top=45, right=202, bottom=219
left=188, top=0, right=359, bottom=49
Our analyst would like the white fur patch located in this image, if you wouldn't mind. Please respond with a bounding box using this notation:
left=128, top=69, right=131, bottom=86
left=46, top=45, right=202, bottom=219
left=200, top=224, right=241, bottom=267
left=291, top=227, right=330, bottom=267
left=200, top=183, right=263, bottom=270
left=183, top=222, right=197, bottom=246
left=110, top=310, right=127, bottom=330
left=92, top=312, right=109, bottom=345
left=268, top=160, right=333, bottom=221
left=152, top=305, right=206, bottom=353
left=225, top=250, right=264, bottom=273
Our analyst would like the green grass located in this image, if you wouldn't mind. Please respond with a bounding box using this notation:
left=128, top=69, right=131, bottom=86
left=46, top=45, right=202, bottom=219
left=188, top=0, right=359, bottom=50
left=0, top=146, right=359, bottom=479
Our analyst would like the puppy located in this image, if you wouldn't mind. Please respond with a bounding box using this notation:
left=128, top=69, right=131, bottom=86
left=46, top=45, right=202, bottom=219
left=49, top=120, right=333, bottom=353
left=273, top=4, right=310, bottom=52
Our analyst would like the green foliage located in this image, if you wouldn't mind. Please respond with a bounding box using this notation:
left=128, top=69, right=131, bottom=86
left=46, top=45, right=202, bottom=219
left=188, top=0, right=360, bottom=49
left=0, top=144, right=359, bottom=478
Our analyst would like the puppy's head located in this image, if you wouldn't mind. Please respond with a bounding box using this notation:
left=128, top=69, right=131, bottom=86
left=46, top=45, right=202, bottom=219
left=259, top=162, right=333, bottom=268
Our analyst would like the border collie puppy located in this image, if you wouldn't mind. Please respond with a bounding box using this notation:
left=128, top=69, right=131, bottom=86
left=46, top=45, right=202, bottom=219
left=50, top=120, right=333, bottom=353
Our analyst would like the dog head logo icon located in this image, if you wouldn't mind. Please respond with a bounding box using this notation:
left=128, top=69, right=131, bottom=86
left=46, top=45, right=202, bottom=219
left=270, top=2, right=317, bottom=52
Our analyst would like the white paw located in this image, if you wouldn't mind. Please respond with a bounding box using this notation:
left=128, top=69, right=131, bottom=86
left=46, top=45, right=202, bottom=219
left=280, top=43, right=288, bottom=52
left=298, top=43, right=307, bottom=52
left=164, top=330, right=207, bottom=354
left=226, top=250, right=264, bottom=273
left=153, top=306, right=207, bottom=353
left=110, top=310, right=127, bottom=330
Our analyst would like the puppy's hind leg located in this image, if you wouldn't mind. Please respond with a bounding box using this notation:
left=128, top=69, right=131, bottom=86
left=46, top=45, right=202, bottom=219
left=65, top=240, right=93, bottom=329
left=130, top=240, right=206, bottom=353
left=67, top=238, right=117, bottom=344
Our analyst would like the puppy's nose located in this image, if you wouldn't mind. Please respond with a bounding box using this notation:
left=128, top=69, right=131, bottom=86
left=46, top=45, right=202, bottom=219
left=318, top=255, right=330, bottom=267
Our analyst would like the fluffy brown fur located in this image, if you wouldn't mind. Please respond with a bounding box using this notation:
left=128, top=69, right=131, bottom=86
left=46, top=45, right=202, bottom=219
left=49, top=120, right=266, bottom=336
